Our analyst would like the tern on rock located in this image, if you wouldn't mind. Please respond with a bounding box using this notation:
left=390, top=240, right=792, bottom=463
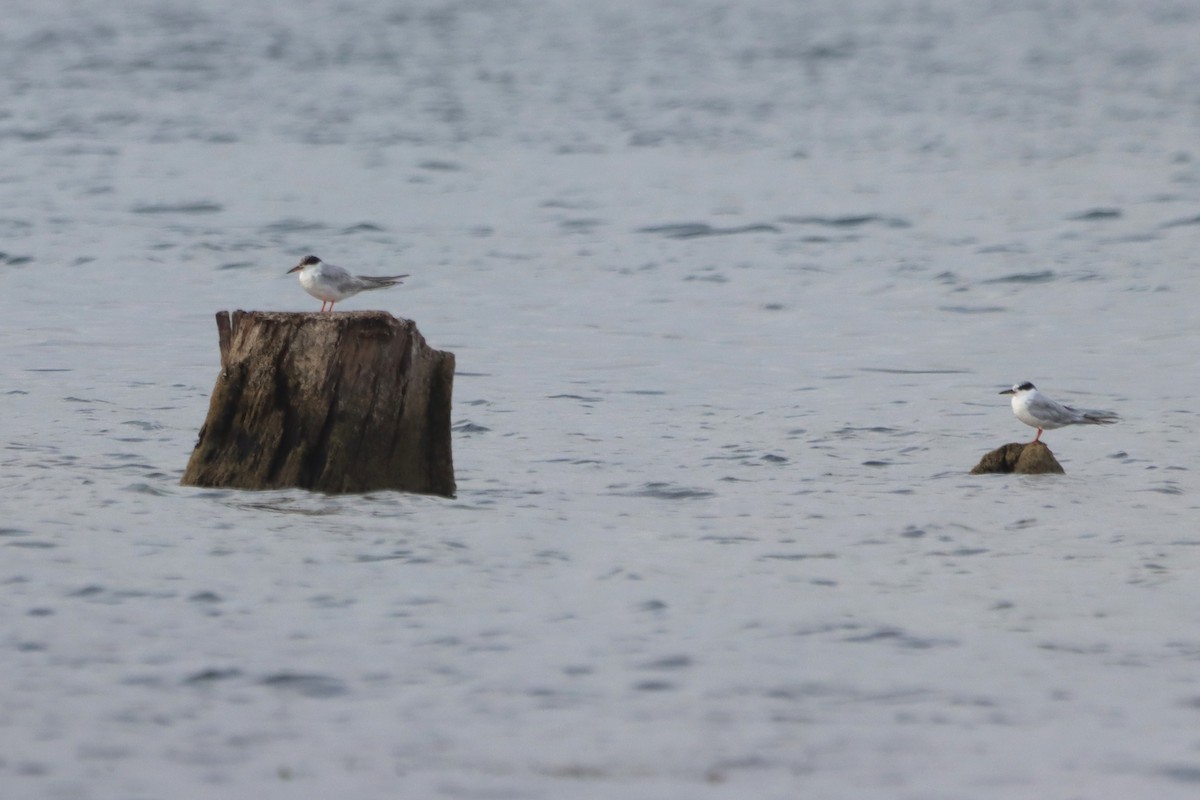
left=999, top=382, right=1119, bottom=443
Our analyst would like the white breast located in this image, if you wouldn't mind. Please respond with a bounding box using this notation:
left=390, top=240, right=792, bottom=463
left=299, top=265, right=342, bottom=302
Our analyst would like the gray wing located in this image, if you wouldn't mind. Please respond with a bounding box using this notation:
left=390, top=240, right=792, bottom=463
left=1047, top=396, right=1119, bottom=426
left=321, top=262, right=372, bottom=294
left=1026, top=394, right=1088, bottom=426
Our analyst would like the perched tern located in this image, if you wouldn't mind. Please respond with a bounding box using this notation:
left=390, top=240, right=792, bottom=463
left=999, top=382, right=1119, bottom=443
left=286, top=255, right=408, bottom=312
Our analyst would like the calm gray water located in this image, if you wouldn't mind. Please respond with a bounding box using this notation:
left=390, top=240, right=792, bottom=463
left=4, top=2, right=1200, bottom=798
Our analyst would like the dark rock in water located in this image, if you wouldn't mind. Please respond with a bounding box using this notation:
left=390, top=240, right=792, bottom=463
left=970, top=442, right=1065, bottom=475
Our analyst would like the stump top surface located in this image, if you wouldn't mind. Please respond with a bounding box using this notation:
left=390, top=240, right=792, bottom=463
left=227, top=309, right=408, bottom=323
left=219, top=310, right=417, bottom=344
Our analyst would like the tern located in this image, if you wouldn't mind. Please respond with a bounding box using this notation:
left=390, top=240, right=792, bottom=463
left=999, top=382, right=1119, bottom=443
left=287, top=255, right=408, bottom=312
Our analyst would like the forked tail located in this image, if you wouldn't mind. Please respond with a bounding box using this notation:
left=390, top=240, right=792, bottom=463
left=1081, top=410, right=1119, bottom=425
left=359, top=274, right=409, bottom=289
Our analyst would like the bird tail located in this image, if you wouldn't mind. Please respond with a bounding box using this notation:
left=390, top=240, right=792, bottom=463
left=1080, top=410, right=1119, bottom=425
left=359, top=274, right=408, bottom=289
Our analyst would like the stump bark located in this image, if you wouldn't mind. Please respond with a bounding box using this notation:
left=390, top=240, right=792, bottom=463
left=182, top=311, right=455, bottom=496
left=970, top=442, right=1065, bottom=475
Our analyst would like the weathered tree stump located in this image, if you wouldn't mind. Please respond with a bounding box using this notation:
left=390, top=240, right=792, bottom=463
left=182, top=311, right=455, bottom=496
left=970, top=442, right=1065, bottom=475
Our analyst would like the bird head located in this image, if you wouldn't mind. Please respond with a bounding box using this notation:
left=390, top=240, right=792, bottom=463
left=999, top=382, right=1036, bottom=396
left=287, top=255, right=322, bottom=274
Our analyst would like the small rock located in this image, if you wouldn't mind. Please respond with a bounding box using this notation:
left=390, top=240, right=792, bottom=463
left=970, top=442, right=1065, bottom=475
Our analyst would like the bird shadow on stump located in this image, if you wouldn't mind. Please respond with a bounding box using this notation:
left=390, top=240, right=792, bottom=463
left=970, top=442, right=1065, bottom=475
